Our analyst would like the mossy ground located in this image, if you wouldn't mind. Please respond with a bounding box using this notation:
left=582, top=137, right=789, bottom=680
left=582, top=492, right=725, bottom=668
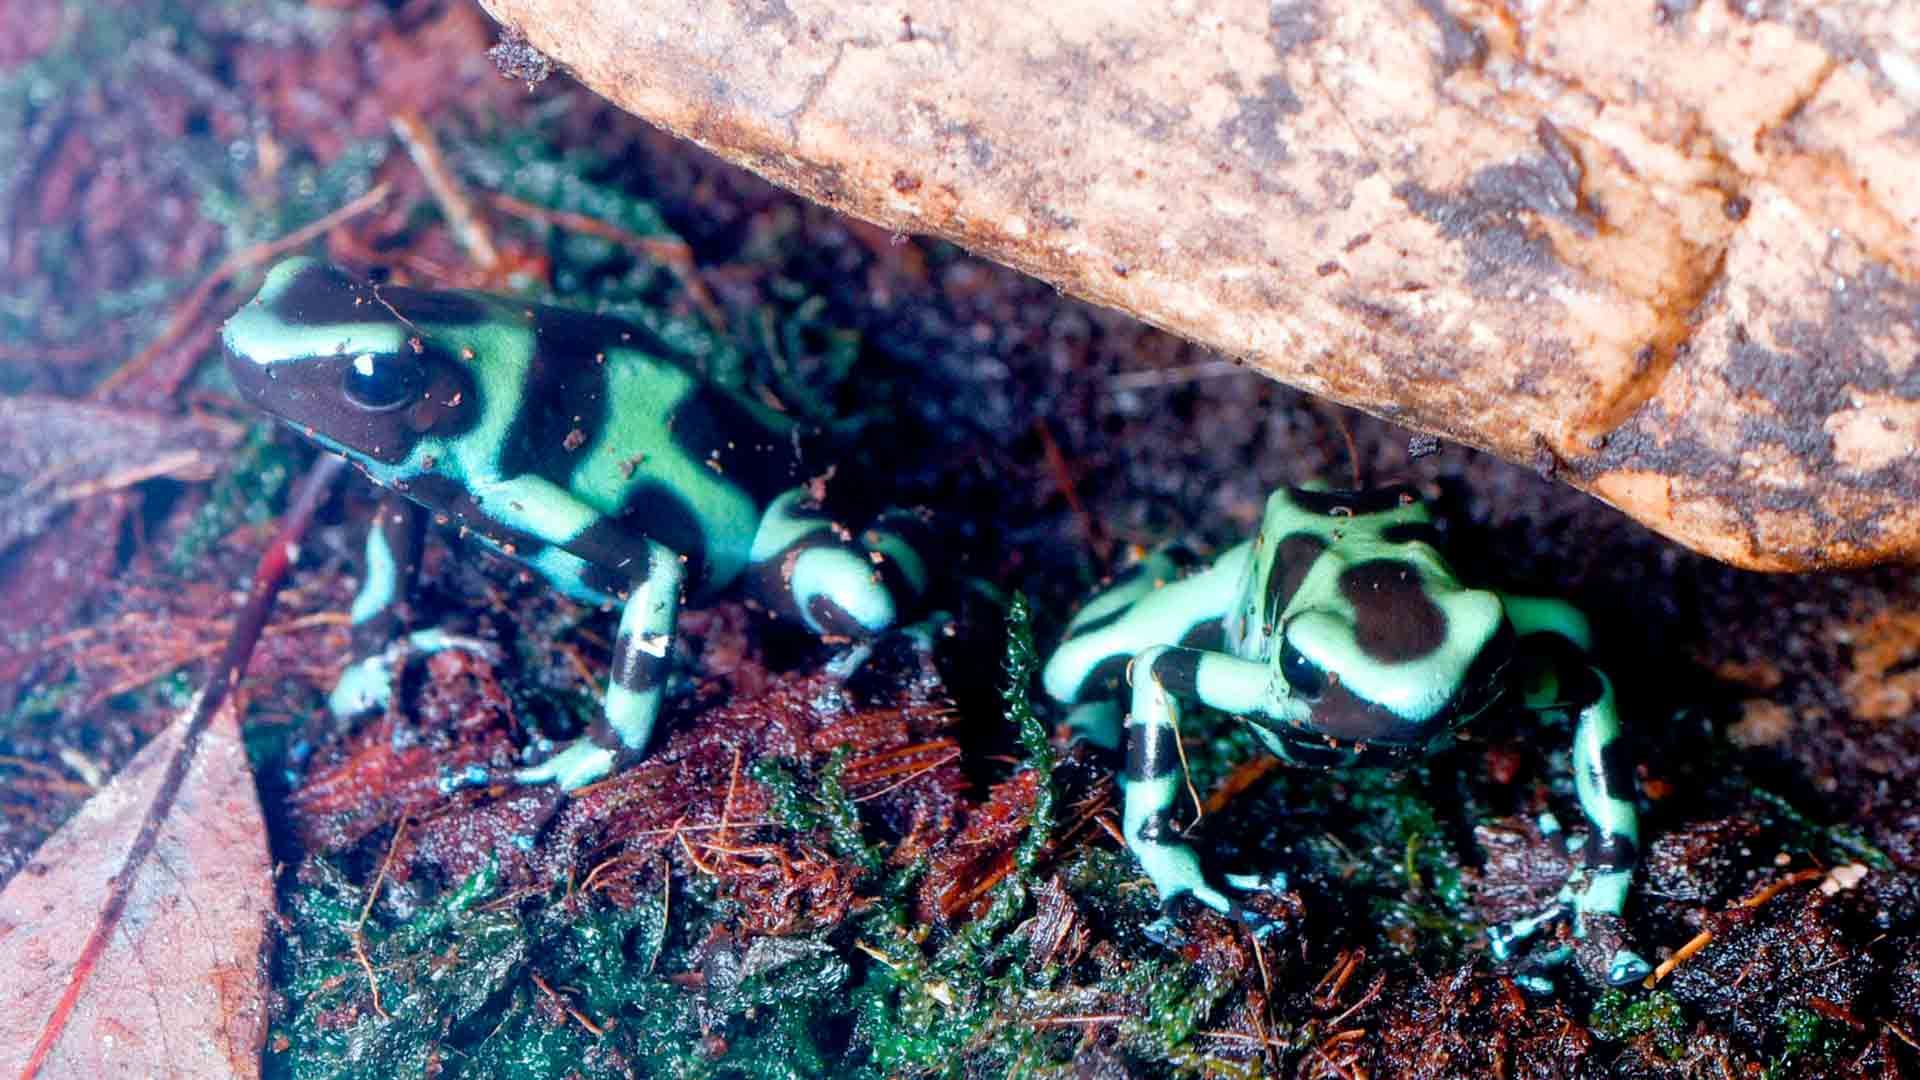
left=2, top=2, right=1918, bottom=1076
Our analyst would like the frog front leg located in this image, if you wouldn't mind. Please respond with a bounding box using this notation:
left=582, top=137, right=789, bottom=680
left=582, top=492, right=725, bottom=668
left=329, top=494, right=496, bottom=718
left=1559, top=667, right=1651, bottom=984
left=1042, top=543, right=1248, bottom=750
left=515, top=539, right=686, bottom=791
left=1491, top=597, right=1651, bottom=987
left=1124, top=644, right=1285, bottom=936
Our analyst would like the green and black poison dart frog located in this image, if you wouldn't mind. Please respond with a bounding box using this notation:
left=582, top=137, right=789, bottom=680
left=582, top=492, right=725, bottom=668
left=223, top=258, right=931, bottom=791
left=1041, top=484, right=1651, bottom=988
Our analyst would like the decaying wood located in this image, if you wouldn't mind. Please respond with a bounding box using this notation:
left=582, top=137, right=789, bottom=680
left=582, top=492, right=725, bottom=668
left=477, top=0, right=1919, bottom=570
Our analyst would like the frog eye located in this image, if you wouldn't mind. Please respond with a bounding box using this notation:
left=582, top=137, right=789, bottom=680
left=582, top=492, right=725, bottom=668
left=1279, top=638, right=1326, bottom=699
left=341, top=352, right=424, bottom=412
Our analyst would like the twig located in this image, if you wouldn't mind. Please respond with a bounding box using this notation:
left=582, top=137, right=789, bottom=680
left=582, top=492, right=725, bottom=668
left=39, top=449, right=216, bottom=501
left=1033, top=418, right=1107, bottom=564
left=484, top=191, right=723, bottom=330
left=1168, top=707, right=1206, bottom=829
left=850, top=749, right=960, bottom=803
left=531, top=973, right=607, bottom=1036
left=85, top=611, right=346, bottom=705
left=1327, top=971, right=1387, bottom=1028
left=1316, top=400, right=1363, bottom=489
left=1032, top=1015, right=1124, bottom=1027
left=91, top=185, right=392, bottom=400
left=1643, top=867, right=1826, bottom=987
left=717, top=744, right=741, bottom=849
left=1104, top=358, right=1243, bottom=392
left=352, top=815, right=410, bottom=1022
left=391, top=111, right=499, bottom=272
left=1312, top=948, right=1364, bottom=1009
left=1804, top=996, right=1866, bottom=1031
left=652, top=862, right=669, bottom=974
left=1202, top=755, right=1280, bottom=817
left=676, top=824, right=720, bottom=875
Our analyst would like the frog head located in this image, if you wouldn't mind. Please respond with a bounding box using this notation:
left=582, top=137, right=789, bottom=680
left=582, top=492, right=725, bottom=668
left=222, top=258, right=484, bottom=467
left=1273, top=536, right=1512, bottom=749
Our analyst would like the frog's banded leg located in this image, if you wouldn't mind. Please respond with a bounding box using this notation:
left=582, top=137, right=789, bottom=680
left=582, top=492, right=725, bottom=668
left=1041, top=543, right=1249, bottom=750
left=329, top=496, right=496, bottom=718
left=744, top=488, right=927, bottom=644
left=1123, top=644, right=1282, bottom=933
left=515, top=538, right=687, bottom=791
left=1562, top=667, right=1650, bottom=983
left=1493, top=596, right=1651, bottom=986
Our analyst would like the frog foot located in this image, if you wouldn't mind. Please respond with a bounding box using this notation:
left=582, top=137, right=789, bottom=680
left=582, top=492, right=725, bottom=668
left=817, top=611, right=952, bottom=684
left=1490, top=904, right=1650, bottom=988
left=513, top=738, right=626, bottom=791
left=822, top=641, right=876, bottom=681
left=330, top=629, right=499, bottom=718
left=1572, top=912, right=1652, bottom=987
left=822, top=610, right=954, bottom=682
left=1147, top=874, right=1293, bottom=945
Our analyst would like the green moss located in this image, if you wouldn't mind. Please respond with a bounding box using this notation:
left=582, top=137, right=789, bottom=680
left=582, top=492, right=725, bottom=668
left=1750, top=788, right=1893, bottom=871
left=1762, top=1006, right=1844, bottom=1080
left=270, top=849, right=863, bottom=1078
left=1589, top=989, right=1688, bottom=1060
left=1006, top=594, right=1056, bottom=877
left=817, top=747, right=886, bottom=879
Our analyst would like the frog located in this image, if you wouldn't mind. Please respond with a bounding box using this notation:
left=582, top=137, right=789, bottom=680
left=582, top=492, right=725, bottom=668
left=222, top=257, right=931, bottom=791
left=1040, top=484, right=1651, bottom=987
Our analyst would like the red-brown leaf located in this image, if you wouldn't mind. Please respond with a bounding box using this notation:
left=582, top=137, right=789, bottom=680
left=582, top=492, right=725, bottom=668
left=0, top=699, right=272, bottom=1078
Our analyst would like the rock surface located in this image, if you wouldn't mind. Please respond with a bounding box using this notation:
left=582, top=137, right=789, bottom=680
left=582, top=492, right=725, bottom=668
left=476, top=0, right=1919, bottom=571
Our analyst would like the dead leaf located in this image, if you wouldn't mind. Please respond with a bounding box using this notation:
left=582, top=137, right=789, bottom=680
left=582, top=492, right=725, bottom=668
left=0, top=696, right=272, bottom=1079
left=0, top=394, right=239, bottom=553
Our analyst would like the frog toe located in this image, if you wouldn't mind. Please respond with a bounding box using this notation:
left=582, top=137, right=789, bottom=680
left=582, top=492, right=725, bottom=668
left=1487, top=901, right=1566, bottom=961
left=1570, top=911, right=1648, bottom=988
left=1232, top=903, right=1288, bottom=942
left=1144, top=887, right=1224, bottom=946
left=822, top=641, right=876, bottom=681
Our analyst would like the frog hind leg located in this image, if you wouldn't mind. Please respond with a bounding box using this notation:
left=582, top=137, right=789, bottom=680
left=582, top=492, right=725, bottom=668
left=514, top=538, right=687, bottom=791
left=329, top=496, right=496, bottom=718
left=1041, top=543, right=1246, bottom=750
left=744, top=488, right=920, bottom=644
left=1123, top=643, right=1285, bottom=936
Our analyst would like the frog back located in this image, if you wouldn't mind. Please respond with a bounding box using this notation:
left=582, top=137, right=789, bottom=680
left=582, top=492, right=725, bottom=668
left=1227, top=485, right=1467, bottom=660
left=1227, top=485, right=1505, bottom=725
left=426, top=294, right=807, bottom=589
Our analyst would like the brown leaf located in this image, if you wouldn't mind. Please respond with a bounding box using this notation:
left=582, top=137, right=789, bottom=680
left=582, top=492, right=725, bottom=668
left=0, top=394, right=239, bottom=552
left=0, top=698, right=271, bottom=1079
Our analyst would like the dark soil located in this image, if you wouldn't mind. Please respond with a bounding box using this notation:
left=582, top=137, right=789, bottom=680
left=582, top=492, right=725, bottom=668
left=2, top=2, right=1916, bottom=1077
